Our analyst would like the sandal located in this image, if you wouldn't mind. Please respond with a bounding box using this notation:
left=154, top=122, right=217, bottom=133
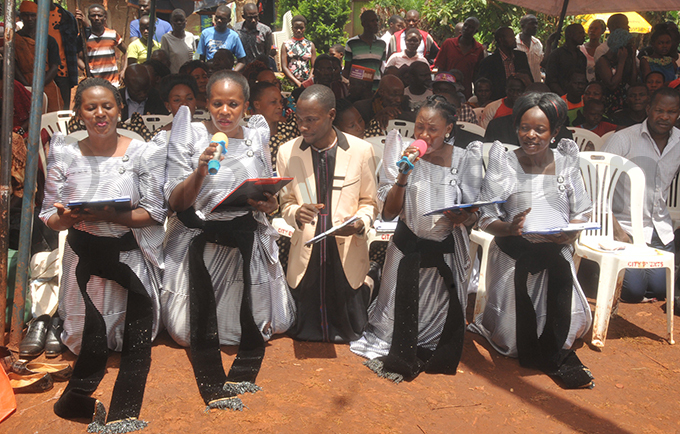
left=8, top=372, right=54, bottom=393
left=12, top=360, right=73, bottom=382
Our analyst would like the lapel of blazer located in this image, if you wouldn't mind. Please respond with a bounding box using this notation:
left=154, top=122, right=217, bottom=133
left=292, top=138, right=317, bottom=204
left=332, top=130, right=352, bottom=222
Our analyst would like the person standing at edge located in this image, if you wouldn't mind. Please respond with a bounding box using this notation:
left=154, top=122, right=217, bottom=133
left=47, top=0, right=79, bottom=109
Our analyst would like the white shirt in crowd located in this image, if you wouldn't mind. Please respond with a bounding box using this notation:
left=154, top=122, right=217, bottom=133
left=515, top=34, right=543, bottom=83
left=602, top=121, right=680, bottom=245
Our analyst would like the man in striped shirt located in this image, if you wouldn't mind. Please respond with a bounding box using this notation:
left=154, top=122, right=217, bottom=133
left=342, top=10, right=386, bottom=90
left=77, top=5, right=127, bottom=87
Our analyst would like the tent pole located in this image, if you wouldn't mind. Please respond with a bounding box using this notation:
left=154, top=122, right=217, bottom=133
left=0, top=0, right=17, bottom=340
left=147, top=0, right=156, bottom=59
left=553, top=0, right=571, bottom=49
left=9, top=0, right=50, bottom=348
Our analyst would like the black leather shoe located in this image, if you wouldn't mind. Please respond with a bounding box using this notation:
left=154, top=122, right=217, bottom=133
left=19, top=314, right=50, bottom=358
left=45, top=314, right=66, bottom=358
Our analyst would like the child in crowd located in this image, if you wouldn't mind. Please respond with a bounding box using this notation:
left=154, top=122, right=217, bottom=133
left=329, top=43, right=345, bottom=62
left=645, top=71, right=666, bottom=94
left=576, top=98, right=617, bottom=137
left=127, top=16, right=160, bottom=64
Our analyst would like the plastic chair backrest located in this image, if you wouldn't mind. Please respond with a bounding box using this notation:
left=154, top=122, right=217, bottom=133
left=458, top=121, right=485, bottom=137
left=601, top=130, right=616, bottom=147
left=386, top=120, right=415, bottom=139
left=193, top=109, right=211, bottom=121
left=578, top=151, right=645, bottom=245
left=142, top=115, right=173, bottom=133
left=40, top=111, right=74, bottom=137
left=364, top=136, right=385, bottom=178
left=568, top=127, right=604, bottom=152
left=67, top=128, right=146, bottom=143
left=481, top=142, right=518, bottom=174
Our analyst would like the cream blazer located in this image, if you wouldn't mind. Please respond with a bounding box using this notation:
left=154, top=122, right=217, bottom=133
left=278, top=129, right=378, bottom=289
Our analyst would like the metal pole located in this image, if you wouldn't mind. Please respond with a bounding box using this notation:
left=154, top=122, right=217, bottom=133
left=146, top=0, right=156, bottom=60
left=0, top=0, right=17, bottom=339
left=553, top=0, right=571, bottom=49
left=9, top=0, right=50, bottom=348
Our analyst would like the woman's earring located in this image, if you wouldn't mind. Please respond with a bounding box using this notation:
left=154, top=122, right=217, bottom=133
left=550, top=137, right=555, bottom=143
left=118, top=115, right=122, bottom=122
left=446, top=133, right=451, bottom=139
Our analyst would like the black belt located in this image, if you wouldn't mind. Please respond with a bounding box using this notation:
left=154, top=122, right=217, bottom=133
left=495, top=235, right=593, bottom=388
left=54, top=229, right=152, bottom=433
left=366, top=219, right=465, bottom=382
left=177, top=208, right=264, bottom=410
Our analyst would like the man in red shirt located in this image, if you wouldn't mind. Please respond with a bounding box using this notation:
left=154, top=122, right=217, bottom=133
left=434, top=17, right=485, bottom=99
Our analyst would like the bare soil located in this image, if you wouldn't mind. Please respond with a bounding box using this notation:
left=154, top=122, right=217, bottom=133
left=4, top=297, right=680, bottom=434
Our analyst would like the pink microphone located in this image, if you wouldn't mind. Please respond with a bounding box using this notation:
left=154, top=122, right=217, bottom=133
left=397, top=139, right=428, bottom=174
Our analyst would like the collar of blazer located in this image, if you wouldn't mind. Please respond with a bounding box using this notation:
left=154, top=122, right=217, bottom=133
left=299, top=127, right=350, bottom=152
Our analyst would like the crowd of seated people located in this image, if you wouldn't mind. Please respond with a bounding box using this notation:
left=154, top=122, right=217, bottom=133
left=5, top=3, right=680, bottom=428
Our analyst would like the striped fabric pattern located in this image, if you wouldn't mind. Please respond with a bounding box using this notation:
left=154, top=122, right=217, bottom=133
left=161, top=107, right=295, bottom=347
left=350, top=130, right=483, bottom=359
left=39, top=133, right=168, bottom=354
left=468, top=140, right=593, bottom=357
left=345, top=36, right=387, bottom=82
left=86, top=28, right=123, bottom=87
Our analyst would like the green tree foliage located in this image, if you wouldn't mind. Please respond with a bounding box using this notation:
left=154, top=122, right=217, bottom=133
left=277, top=0, right=352, bottom=53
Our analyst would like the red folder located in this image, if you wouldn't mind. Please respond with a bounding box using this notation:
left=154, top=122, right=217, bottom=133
left=211, top=177, right=293, bottom=212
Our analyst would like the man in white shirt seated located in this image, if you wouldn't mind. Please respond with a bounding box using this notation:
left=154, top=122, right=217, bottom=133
left=601, top=87, right=680, bottom=304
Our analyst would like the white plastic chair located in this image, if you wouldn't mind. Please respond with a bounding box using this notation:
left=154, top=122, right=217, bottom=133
left=469, top=143, right=518, bottom=319
left=574, top=152, right=674, bottom=348
left=458, top=121, right=485, bottom=137
left=568, top=127, right=603, bottom=152
left=364, top=135, right=386, bottom=179
left=40, top=110, right=74, bottom=137
left=272, top=217, right=295, bottom=239
left=480, top=142, right=518, bottom=172
left=141, top=114, right=173, bottom=133
left=66, top=128, right=145, bottom=142
left=193, top=109, right=211, bottom=121
left=601, top=130, right=616, bottom=148
left=386, top=119, right=415, bottom=138
left=26, top=86, right=49, bottom=114
left=667, top=172, right=680, bottom=231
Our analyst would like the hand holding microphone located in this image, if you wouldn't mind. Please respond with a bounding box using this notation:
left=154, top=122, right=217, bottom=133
left=396, top=139, right=428, bottom=174
left=208, top=132, right=229, bottom=175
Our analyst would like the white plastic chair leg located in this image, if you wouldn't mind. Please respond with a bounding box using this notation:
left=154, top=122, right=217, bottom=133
left=473, top=242, right=491, bottom=321
left=591, top=261, right=625, bottom=348
left=666, top=266, right=675, bottom=345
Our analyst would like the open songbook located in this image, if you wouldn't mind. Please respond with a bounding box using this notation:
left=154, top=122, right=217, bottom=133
left=211, top=177, right=293, bottom=212
left=522, top=222, right=601, bottom=235
left=423, top=200, right=506, bottom=216
left=304, top=216, right=361, bottom=246
left=67, top=197, right=132, bottom=211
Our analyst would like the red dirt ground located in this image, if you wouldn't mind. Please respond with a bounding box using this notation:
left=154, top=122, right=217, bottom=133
left=3, top=297, right=680, bottom=434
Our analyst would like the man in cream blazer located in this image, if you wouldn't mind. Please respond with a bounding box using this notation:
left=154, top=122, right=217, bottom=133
left=278, top=85, right=378, bottom=343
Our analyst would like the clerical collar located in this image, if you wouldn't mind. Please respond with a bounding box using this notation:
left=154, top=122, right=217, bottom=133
left=312, top=136, right=338, bottom=153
